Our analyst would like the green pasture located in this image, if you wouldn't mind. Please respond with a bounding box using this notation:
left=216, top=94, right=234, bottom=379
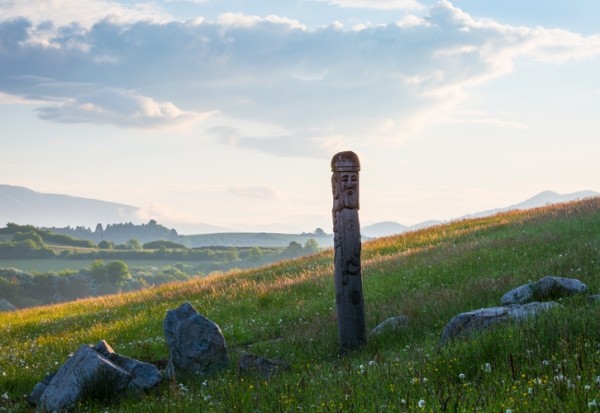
left=1, top=199, right=599, bottom=412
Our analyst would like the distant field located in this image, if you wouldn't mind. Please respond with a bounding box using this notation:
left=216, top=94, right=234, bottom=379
left=0, top=258, right=224, bottom=274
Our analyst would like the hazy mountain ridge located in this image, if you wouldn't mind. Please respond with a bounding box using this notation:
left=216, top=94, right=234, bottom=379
left=362, top=190, right=600, bottom=238
left=0, top=184, right=139, bottom=228
left=0, top=185, right=228, bottom=235
left=2, top=185, right=598, bottom=242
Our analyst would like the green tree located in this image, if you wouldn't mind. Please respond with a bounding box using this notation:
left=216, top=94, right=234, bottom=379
left=105, top=261, right=130, bottom=285
left=314, top=228, right=327, bottom=236
left=247, top=247, right=264, bottom=262
left=12, top=231, right=44, bottom=246
left=89, top=259, right=107, bottom=284
left=304, top=238, right=320, bottom=254
left=284, top=241, right=304, bottom=258
left=127, top=239, right=142, bottom=251
left=98, top=240, right=114, bottom=249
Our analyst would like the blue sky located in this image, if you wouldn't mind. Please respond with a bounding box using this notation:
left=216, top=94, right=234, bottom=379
left=1, top=0, right=599, bottom=233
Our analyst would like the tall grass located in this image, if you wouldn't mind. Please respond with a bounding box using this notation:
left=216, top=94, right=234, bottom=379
left=1, top=199, right=599, bottom=412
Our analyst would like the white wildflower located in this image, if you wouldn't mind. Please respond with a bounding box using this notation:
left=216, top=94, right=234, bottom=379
left=588, top=399, right=598, bottom=408
left=1, top=393, right=8, bottom=400
left=483, top=363, right=492, bottom=373
left=368, top=360, right=376, bottom=366
left=458, top=373, right=466, bottom=380
left=542, top=360, right=549, bottom=366
left=584, top=385, right=591, bottom=391
left=204, top=395, right=211, bottom=402
left=400, top=399, right=406, bottom=405
left=506, top=409, right=513, bottom=413
left=418, top=399, right=426, bottom=408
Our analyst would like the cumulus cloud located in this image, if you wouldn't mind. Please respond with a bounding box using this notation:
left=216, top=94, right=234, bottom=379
left=314, top=0, right=425, bottom=11
left=1, top=1, right=600, bottom=153
left=36, top=89, right=217, bottom=128
left=0, top=0, right=169, bottom=28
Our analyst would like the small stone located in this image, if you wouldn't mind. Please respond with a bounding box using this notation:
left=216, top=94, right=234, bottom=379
left=441, top=302, right=559, bottom=344
left=501, top=276, right=587, bottom=305
left=369, top=316, right=409, bottom=337
left=237, top=353, right=290, bottom=379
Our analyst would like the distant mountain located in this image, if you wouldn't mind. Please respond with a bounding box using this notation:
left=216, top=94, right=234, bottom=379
left=465, top=190, right=600, bottom=218
left=0, top=185, right=233, bottom=234
left=362, top=221, right=408, bottom=238
left=363, top=190, right=600, bottom=239
left=0, top=184, right=140, bottom=228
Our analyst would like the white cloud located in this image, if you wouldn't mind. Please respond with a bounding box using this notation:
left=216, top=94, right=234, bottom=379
left=314, top=0, right=425, bottom=11
left=217, top=13, right=307, bottom=30
left=36, top=89, right=217, bottom=129
left=0, top=0, right=169, bottom=28
left=1, top=1, right=600, bottom=154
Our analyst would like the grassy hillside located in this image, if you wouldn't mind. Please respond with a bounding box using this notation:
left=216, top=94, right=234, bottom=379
left=1, top=199, right=599, bottom=412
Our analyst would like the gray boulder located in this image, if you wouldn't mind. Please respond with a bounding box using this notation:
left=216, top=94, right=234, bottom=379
left=0, top=298, right=16, bottom=312
left=441, top=301, right=559, bottom=344
left=369, top=316, right=409, bottom=337
left=92, top=340, right=162, bottom=391
left=27, top=373, right=54, bottom=407
left=32, top=341, right=161, bottom=412
left=588, top=294, right=600, bottom=303
left=164, top=302, right=229, bottom=379
left=37, top=345, right=131, bottom=412
left=501, top=276, right=587, bottom=305
left=237, top=353, right=290, bottom=379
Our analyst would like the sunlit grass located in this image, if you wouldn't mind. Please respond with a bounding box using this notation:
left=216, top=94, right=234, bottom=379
left=1, top=198, right=599, bottom=412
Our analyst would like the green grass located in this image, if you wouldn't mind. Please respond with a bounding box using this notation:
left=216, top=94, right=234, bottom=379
left=1, top=199, right=599, bottom=412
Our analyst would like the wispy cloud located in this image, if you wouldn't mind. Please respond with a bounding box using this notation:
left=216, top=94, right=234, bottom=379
left=314, top=0, right=425, bottom=11
left=228, top=186, right=280, bottom=200
left=36, top=89, right=217, bottom=129
left=1, top=1, right=599, bottom=154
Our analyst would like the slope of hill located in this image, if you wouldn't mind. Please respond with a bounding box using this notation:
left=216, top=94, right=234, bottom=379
left=0, top=184, right=140, bottom=228
left=466, top=189, right=600, bottom=218
left=1, top=198, right=599, bottom=412
left=363, top=190, right=599, bottom=238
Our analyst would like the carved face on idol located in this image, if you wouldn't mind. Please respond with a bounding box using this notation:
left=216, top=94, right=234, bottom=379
left=340, top=171, right=358, bottom=209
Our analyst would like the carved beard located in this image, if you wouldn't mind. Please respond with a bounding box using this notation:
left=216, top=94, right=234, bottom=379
left=342, top=188, right=358, bottom=209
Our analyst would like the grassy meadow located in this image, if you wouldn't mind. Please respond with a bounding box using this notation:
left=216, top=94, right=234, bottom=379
left=1, top=199, right=599, bottom=412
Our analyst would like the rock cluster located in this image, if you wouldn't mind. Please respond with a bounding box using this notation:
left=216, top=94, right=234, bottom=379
left=441, top=276, right=589, bottom=344
left=30, top=340, right=161, bottom=412
left=30, top=301, right=291, bottom=411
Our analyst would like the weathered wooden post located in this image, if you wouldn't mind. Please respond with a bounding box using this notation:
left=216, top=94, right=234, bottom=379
left=331, top=151, right=366, bottom=352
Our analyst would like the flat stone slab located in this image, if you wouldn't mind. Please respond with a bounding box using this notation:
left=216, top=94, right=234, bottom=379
left=38, top=345, right=132, bottom=412
left=31, top=341, right=161, bottom=411
left=441, top=301, right=559, bottom=344
left=501, top=276, right=587, bottom=305
left=237, top=353, right=290, bottom=379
